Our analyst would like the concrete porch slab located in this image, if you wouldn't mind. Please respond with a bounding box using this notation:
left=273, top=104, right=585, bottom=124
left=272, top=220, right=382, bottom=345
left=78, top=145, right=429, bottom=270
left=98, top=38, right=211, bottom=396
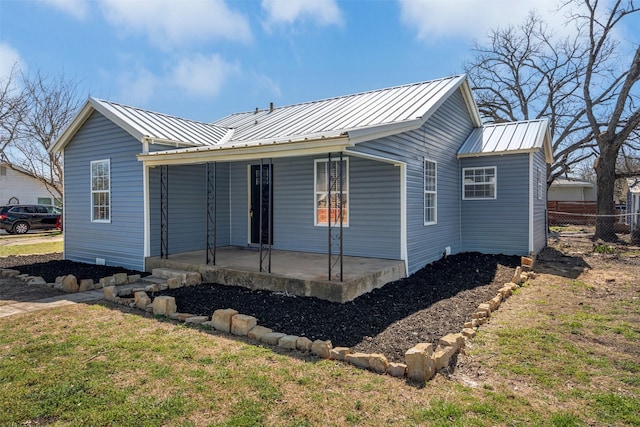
left=145, top=247, right=406, bottom=303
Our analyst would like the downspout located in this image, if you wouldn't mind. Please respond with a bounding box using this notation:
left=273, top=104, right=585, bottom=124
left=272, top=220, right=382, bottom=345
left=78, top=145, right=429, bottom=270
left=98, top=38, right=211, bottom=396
left=142, top=139, right=151, bottom=268
left=400, top=163, right=408, bottom=275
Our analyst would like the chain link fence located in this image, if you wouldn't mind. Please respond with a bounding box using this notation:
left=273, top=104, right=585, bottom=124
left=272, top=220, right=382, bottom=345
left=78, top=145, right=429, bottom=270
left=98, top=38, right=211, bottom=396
left=547, top=206, right=640, bottom=247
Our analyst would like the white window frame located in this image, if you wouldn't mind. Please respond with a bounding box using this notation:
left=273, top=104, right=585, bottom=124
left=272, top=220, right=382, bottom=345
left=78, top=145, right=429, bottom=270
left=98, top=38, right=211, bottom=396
left=462, top=166, right=497, bottom=200
left=314, top=158, right=349, bottom=227
left=537, top=168, right=543, bottom=200
left=424, top=159, right=437, bottom=225
left=91, top=159, right=111, bottom=222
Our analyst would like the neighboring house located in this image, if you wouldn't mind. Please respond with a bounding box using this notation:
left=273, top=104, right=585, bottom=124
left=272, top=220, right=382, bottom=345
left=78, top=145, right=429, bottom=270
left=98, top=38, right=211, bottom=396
left=0, top=162, right=57, bottom=206
left=51, top=74, right=553, bottom=277
left=548, top=178, right=597, bottom=202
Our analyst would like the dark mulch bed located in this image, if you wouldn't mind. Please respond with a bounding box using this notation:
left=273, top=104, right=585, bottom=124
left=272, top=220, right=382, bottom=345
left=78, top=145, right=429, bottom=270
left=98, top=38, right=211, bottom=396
left=159, top=252, right=519, bottom=362
left=1, top=252, right=519, bottom=362
left=0, top=253, right=148, bottom=283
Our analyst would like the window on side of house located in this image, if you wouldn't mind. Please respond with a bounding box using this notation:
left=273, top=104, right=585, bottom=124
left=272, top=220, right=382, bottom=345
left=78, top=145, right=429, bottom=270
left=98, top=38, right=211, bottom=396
left=37, top=197, right=52, bottom=205
left=314, top=158, right=349, bottom=226
left=91, top=159, right=110, bottom=222
left=463, top=167, right=496, bottom=200
left=537, top=168, right=543, bottom=200
left=424, top=159, right=437, bottom=225
left=0, top=166, right=6, bottom=176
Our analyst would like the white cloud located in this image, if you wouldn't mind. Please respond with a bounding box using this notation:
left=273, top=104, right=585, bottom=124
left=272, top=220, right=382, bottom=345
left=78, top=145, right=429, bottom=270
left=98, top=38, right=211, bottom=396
left=39, top=0, right=90, bottom=20
left=115, top=66, right=159, bottom=105
left=100, top=0, right=252, bottom=48
left=0, top=42, right=25, bottom=83
left=170, top=54, right=239, bottom=97
left=398, top=0, right=569, bottom=42
left=262, top=0, right=343, bottom=29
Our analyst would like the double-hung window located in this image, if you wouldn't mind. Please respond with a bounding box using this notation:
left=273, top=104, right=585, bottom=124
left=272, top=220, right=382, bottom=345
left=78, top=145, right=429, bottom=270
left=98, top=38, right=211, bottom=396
left=91, top=159, right=110, bottom=222
left=424, top=160, right=437, bottom=225
left=315, top=158, right=348, bottom=226
left=463, top=167, right=496, bottom=200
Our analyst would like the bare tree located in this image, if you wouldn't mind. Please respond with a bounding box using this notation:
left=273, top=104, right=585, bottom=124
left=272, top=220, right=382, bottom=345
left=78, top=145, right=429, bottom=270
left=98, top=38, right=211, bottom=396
left=0, top=70, right=82, bottom=202
left=576, top=0, right=640, bottom=240
left=0, top=65, right=28, bottom=157
left=464, top=12, right=596, bottom=186
left=465, top=0, right=640, bottom=242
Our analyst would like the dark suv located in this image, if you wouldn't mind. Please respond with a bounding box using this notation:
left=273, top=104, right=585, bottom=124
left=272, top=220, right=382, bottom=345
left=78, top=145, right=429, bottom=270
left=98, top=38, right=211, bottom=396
left=0, top=205, right=61, bottom=234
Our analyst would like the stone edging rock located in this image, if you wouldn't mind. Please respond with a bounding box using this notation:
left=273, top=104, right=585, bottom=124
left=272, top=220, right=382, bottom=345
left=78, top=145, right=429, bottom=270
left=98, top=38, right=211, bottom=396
left=0, top=256, right=536, bottom=385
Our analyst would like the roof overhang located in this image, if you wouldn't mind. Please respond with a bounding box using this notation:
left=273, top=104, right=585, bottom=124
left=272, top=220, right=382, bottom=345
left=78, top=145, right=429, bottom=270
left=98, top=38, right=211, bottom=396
left=137, top=135, right=351, bottom=166
left=50, top=97, right=217, bottom=154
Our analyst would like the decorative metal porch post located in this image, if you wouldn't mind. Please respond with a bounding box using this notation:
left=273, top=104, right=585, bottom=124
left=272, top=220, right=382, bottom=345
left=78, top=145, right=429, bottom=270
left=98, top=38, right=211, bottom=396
left=206, top=162, right=216, bottom=265
left=327, top=152, right=344, bottom=281
left=258, top=159, right=273, bottom=273
left=160, top=165, right=169, bottom=259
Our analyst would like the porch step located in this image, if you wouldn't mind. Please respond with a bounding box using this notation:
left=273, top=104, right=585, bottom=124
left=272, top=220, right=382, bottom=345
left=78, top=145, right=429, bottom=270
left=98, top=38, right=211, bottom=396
left=151, top=267, right=192, bottom=280
left=147, top=267, right=203, bottom=287
left=139, top=275, right=168, bottom=286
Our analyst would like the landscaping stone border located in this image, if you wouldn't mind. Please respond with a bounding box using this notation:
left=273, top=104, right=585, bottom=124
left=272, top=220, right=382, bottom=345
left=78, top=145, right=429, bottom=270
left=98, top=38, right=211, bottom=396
left=0, top=256, right=536, bottom=385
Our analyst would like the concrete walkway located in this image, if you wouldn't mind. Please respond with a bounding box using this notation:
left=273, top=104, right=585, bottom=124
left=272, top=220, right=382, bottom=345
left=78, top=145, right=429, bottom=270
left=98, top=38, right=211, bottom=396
left=0, top=289, right=103, bottom=319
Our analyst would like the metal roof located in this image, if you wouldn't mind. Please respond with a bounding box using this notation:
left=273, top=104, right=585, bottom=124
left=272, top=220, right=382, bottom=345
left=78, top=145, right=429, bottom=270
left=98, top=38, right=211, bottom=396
left=90, top=98, right=232, bottom=146
left=551, top=178, right=594, bottom=188
left=212, top=74, right=473, bottom=144
left=457, top=119, right=553, bottom=162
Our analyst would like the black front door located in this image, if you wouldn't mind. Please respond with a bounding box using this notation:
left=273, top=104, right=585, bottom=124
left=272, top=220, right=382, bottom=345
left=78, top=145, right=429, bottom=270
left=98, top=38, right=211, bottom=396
left=250, top=164, right=273, bottom=245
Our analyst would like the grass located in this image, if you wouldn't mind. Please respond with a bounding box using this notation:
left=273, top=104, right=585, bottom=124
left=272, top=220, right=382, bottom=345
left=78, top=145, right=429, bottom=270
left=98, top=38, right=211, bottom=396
left=0, top=240, right=637, bottom=426
left=0, top=231, right=63, bottom=256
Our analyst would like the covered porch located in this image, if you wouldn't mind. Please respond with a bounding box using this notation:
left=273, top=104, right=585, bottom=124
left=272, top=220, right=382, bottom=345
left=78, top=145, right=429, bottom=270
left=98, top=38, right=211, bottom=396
left=145, top=247, right=406, bottom=303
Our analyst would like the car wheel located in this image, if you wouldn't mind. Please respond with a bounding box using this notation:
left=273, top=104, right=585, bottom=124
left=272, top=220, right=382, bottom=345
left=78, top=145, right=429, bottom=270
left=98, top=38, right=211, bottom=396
left=12, top=222, right=29, bottom=234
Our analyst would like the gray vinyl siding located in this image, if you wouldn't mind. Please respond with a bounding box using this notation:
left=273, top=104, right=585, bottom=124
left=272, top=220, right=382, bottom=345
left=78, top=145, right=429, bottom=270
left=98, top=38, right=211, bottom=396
left=460, top=153, right=530, bottom=255
left=62, top=111, right=145, bottom=270
left=350, top=88, right=475, bottom=274
left=149, top=163, right=230, bottom=257
left=532, top=151, right=548, bottom=253
left=228, top=156, right=401, bottom=259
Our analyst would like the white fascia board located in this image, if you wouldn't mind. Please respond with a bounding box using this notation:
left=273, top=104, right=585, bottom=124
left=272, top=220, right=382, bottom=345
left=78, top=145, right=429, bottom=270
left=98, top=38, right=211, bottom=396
left=347, top=119, right=423, bottom=145
left=50, top=100, right=95, bottom=153
left=458, top=78, right=483, bottom=127
left=137, top=137, right=350, bottom=166
left=456, top=148, right=540, bottom=159
left=345, top=149, right=406, bottom=166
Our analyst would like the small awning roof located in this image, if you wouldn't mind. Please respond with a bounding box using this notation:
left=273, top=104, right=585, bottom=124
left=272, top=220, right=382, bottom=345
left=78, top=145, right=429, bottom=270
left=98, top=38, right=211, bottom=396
left=457, top=119, right=554, bottom=163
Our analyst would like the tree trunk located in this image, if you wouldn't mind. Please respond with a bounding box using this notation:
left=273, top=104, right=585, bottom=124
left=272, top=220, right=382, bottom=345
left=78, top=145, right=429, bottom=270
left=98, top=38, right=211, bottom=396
left=594, top=145, right=618, bottom=241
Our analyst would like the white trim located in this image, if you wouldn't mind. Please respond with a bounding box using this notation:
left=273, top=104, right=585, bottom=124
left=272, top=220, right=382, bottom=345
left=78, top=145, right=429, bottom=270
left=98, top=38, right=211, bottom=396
left=90, top=159, right=111, bottom=223
left=246, top=164, right=251, bottom=245
left=529, top=154, right=534, bottom=253
left=423, top=159, right=437, bottom=225
left=462, top=166, right=497, bottom=200
left=314, top=157, right=349, bottom=227
left=143, top=164, right=150, bottom=259
left=138, top=138, right=350, bottom=166
left=400, top=163, right=408, bottom=275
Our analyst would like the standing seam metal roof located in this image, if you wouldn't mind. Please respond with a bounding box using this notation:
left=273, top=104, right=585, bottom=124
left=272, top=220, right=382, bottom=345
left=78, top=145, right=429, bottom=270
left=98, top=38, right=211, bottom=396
left=91, top=98, right=231, bottom=146
left=212, top=75, right=467, bottom=143
left=457, top=119, right=549, bottom=156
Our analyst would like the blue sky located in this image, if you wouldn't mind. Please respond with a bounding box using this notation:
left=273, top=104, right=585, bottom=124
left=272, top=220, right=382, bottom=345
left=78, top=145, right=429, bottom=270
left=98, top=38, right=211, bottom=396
left=1, top=0, right=638, bottom=122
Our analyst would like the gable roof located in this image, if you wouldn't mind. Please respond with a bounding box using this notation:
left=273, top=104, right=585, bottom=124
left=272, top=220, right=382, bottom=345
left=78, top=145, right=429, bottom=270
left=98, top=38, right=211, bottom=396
left=212, top=74, right=480, bottom=145
left=51, top=97, right=233, bottom=153
left=137, top=75, right=481, bottom=164
left=457, top=119, right=554, bottom=163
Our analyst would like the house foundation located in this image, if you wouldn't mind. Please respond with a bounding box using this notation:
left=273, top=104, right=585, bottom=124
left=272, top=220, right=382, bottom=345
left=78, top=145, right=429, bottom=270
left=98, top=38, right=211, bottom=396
left=145, top=247, right=406, bottom=303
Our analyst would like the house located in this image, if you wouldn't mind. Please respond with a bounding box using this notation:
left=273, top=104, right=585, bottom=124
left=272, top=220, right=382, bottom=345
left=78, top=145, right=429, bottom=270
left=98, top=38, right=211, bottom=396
left=51, top=75, right=553, bottom=300
left=548, top=178, right=596, bottom=202
left=0, top=162, right=59, bottom=206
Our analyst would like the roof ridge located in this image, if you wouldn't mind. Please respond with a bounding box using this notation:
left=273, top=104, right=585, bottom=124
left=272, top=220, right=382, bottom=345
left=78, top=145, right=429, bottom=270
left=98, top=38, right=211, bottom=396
left=91, top=97, right=226, bottom=129
left=223, top=74, right=465, bottom=117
